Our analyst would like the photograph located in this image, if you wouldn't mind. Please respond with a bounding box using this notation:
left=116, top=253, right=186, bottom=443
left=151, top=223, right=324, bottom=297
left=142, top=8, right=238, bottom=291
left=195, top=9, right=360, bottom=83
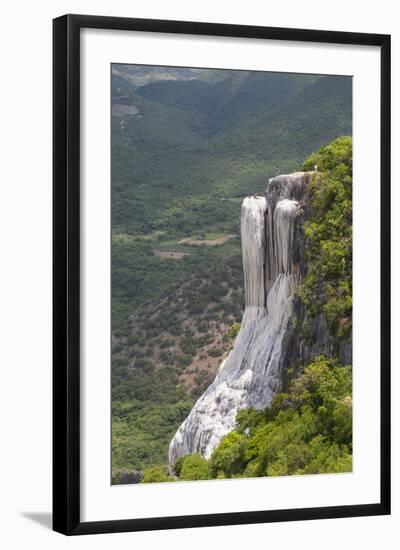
left=0, top=1, right=394, bottom=545
left=111, top=64, right=353, bottom=485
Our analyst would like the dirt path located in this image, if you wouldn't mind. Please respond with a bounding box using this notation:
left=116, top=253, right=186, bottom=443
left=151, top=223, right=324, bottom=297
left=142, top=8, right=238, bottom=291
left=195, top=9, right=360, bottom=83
left=178, top=234, right=235, bottom=247
left=153, top=250, right=190, bottom=260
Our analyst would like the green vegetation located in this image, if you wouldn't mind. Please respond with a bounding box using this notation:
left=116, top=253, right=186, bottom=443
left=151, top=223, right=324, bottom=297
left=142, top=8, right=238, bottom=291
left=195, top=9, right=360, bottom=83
left=298, top=136, right=352, bottom=339
left=211, top=356, right=352, bottom=478
left=111, top=70, right=351, bottom=237
left=111, top=245, right=245, bottom=478
left=112, top=234, right=244, bottom=336
left=112, top=399, right=192, bottom=475
left=142, top=465, right=173, bottom=483
left=176, top=454, right=212, bottom=481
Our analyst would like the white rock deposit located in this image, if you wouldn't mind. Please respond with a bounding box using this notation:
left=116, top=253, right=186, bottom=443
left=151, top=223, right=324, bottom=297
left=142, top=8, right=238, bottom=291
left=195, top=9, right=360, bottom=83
left=169, top=172, right=313, bottom=463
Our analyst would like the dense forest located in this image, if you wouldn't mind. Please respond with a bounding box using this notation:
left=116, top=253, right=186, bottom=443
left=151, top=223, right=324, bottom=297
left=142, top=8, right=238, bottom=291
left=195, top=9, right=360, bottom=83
left=111, top=65, right=352, bottom=483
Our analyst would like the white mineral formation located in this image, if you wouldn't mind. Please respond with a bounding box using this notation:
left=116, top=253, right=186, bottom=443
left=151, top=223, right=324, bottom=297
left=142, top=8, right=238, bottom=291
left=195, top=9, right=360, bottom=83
left=169, top=172, right=313, bottom=463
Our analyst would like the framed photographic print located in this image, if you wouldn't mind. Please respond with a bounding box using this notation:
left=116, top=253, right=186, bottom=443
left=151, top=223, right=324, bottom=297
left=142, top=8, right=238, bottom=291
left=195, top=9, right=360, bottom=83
left=53, top=14, right=391, bottom=535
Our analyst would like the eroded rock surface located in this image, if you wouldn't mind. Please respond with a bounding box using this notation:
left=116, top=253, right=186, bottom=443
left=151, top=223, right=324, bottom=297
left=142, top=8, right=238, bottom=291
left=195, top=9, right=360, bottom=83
left=169, top=172, right=314, bottom=463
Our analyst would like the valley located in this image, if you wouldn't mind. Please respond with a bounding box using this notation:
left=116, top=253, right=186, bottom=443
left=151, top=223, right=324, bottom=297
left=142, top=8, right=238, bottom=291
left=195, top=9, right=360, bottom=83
left=111, top=64, right=352, bottom=482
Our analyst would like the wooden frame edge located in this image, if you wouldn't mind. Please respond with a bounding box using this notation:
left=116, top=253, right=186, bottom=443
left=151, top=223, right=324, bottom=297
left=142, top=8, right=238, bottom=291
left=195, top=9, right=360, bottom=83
left=53, top=14, right=391, bottom=535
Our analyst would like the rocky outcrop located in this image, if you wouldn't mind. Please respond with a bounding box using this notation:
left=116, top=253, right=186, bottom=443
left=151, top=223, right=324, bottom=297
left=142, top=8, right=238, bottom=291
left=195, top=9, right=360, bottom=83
left=169, top=172, right=319, bottom=463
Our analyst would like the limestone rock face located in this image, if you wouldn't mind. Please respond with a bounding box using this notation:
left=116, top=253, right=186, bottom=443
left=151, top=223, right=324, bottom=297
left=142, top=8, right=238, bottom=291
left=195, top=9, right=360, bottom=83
left=169, top=172, right=313, bottom=463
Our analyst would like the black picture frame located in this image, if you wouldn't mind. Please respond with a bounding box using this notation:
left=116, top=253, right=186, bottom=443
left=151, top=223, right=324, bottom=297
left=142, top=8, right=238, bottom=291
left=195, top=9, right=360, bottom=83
left=53, top=13, right=391, bottom=536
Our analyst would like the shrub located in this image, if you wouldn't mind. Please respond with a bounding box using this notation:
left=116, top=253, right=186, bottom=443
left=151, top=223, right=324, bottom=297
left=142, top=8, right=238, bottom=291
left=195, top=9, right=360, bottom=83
left=211, top=432, right=246, bottom=478
left=178, top=454, right=211, bottom=481
left=298, top=136, right=352, bottom=340
left=209, top=356, right=352, bottom=479
left=208, top=347, right=223, bottom=357
left=141, top=465, right=173, bottom=483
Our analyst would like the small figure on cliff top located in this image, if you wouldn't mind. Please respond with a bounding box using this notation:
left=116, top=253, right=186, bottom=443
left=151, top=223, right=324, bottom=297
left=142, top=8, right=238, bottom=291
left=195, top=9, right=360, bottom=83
left=313, top=164, right=318, bottom=171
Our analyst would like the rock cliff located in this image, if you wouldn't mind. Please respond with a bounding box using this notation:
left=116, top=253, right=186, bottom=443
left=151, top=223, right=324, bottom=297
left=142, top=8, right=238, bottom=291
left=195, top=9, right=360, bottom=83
left=169, top=171, right=346, bottom=463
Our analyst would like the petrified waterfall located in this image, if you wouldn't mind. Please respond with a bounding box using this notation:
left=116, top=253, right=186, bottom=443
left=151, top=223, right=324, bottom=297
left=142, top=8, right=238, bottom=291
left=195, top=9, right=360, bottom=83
left=169, top=172, right=313, bottom=463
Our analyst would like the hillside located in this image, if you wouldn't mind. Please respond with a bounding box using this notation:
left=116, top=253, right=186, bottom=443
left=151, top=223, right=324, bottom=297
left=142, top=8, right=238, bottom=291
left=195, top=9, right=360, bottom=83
left=144, top=137, right=353, bottom=483
left=111, top=67, right=351, bottom=236
left=111, top=65, right=352, bottom=482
